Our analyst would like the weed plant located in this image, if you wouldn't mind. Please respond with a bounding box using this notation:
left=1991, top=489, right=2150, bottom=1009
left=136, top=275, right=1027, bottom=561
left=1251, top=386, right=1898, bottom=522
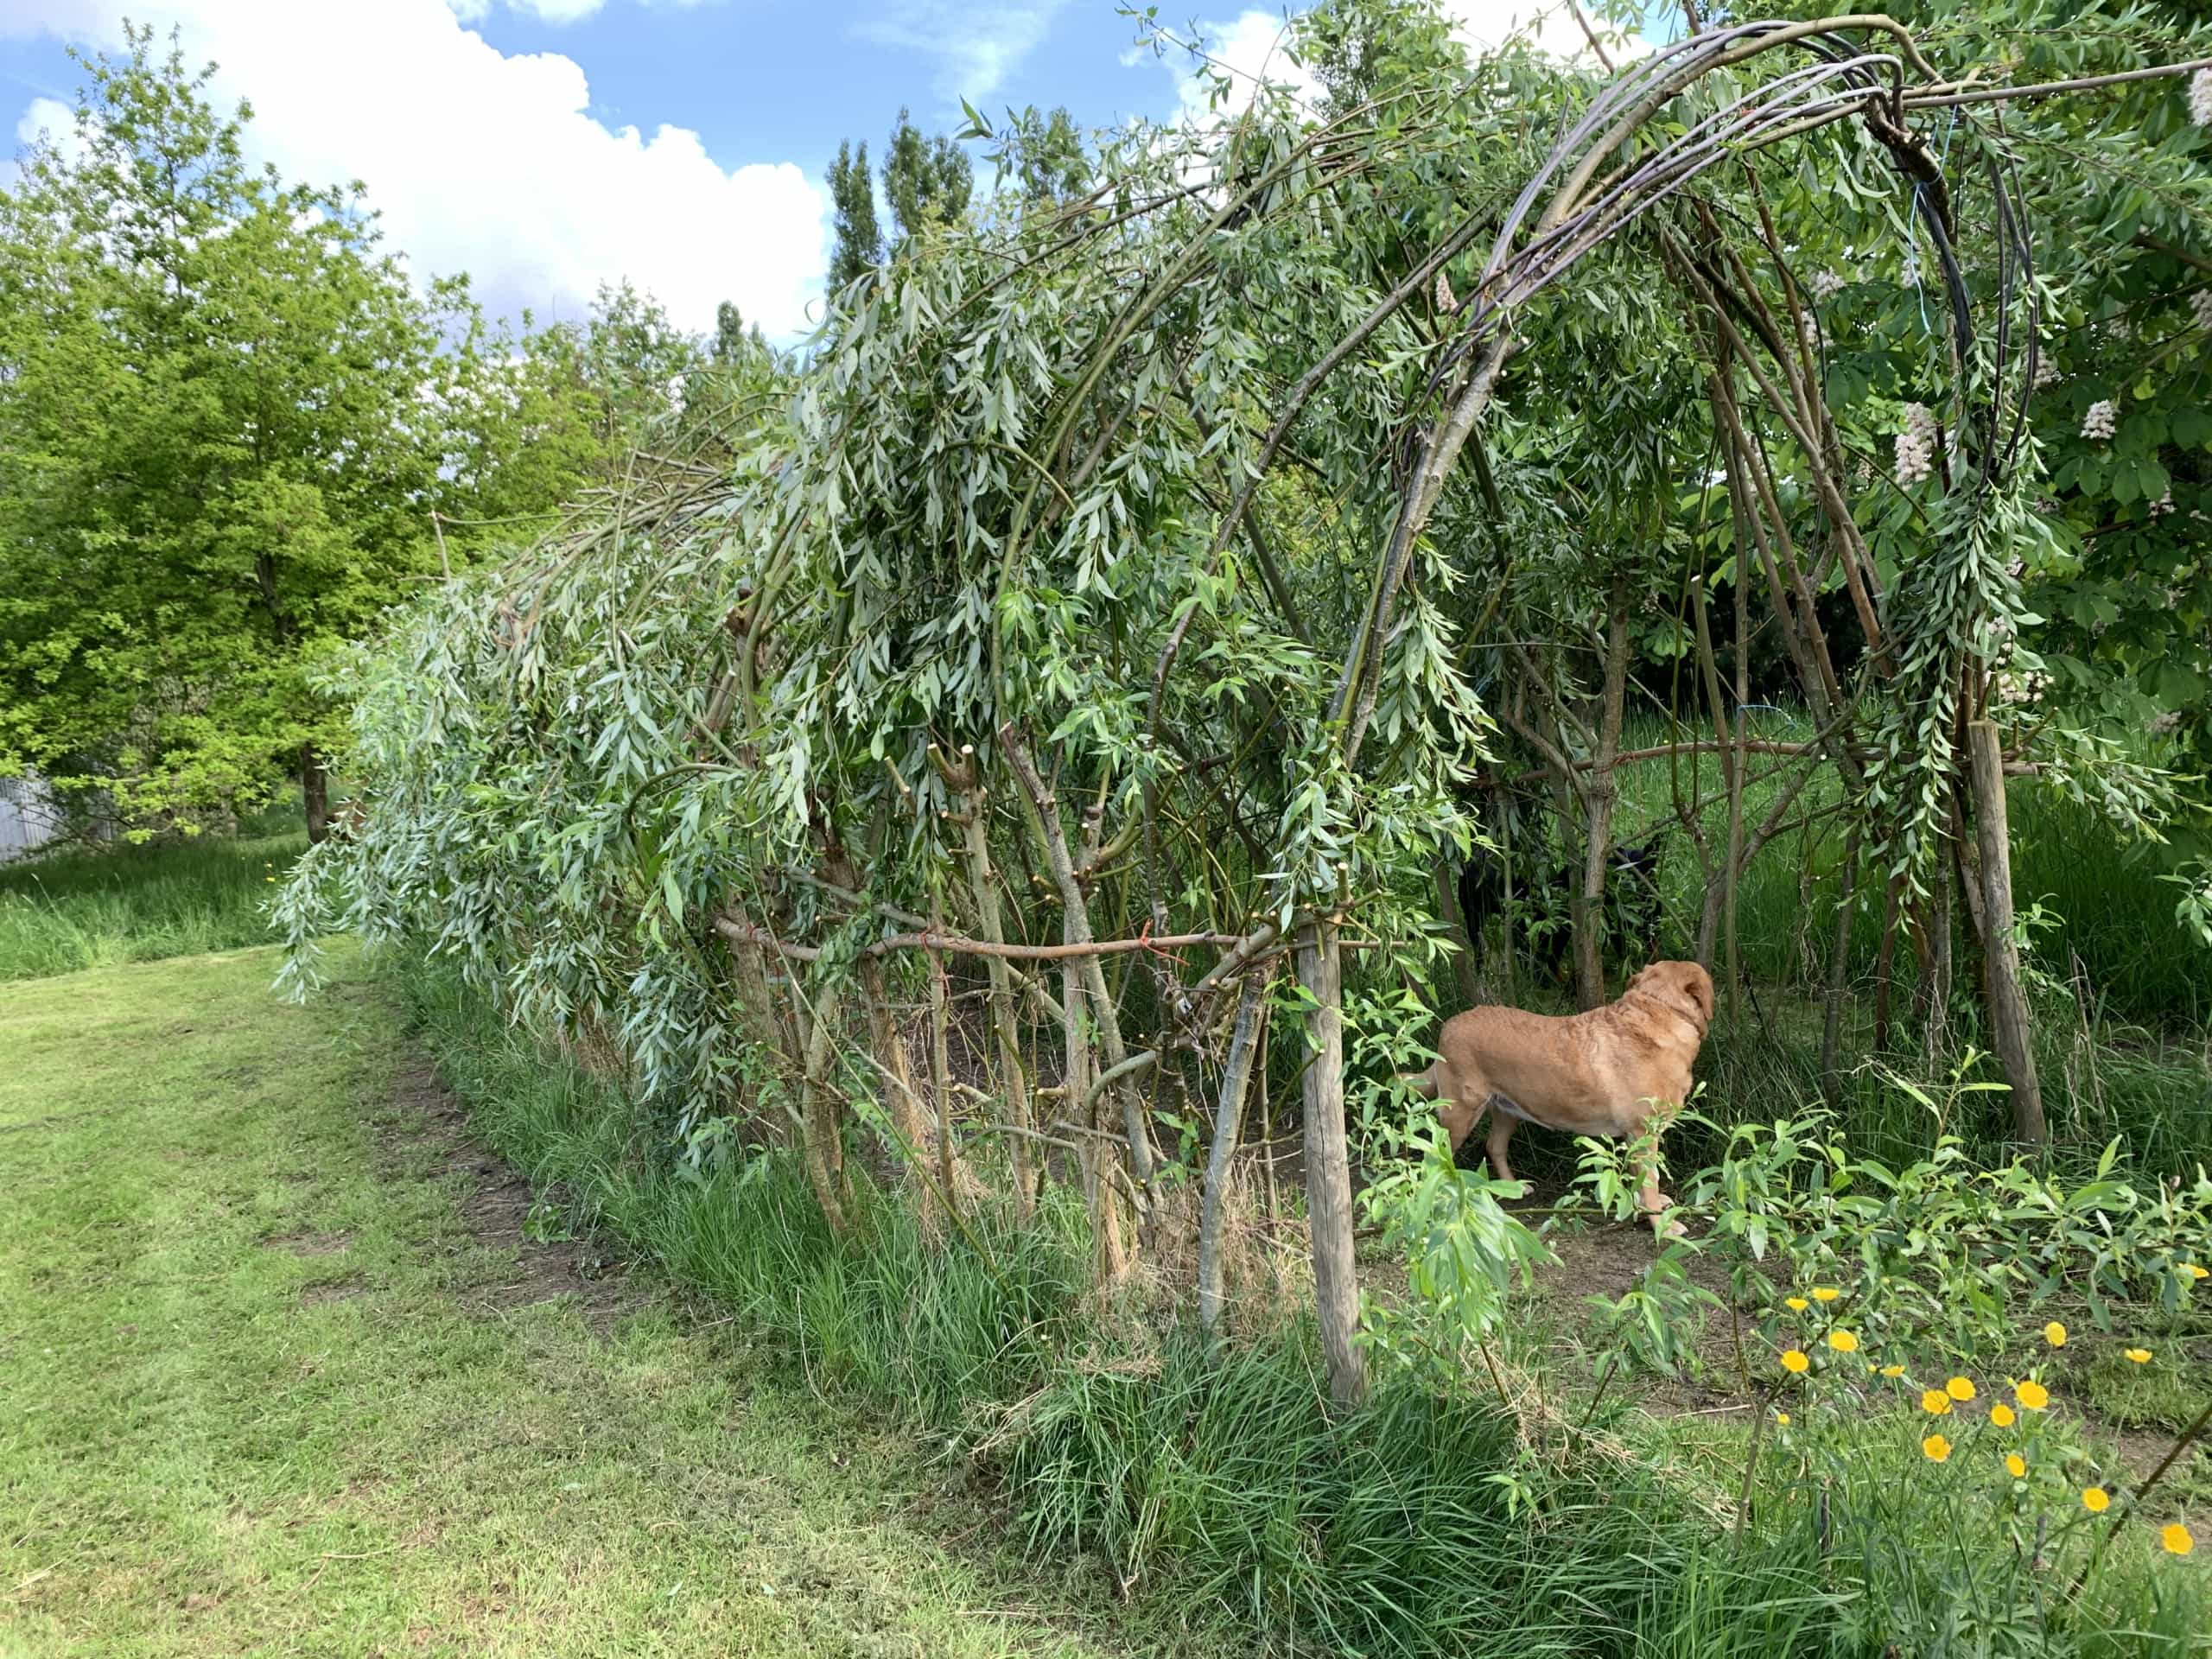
left=0, top=830, right=302, bottom=978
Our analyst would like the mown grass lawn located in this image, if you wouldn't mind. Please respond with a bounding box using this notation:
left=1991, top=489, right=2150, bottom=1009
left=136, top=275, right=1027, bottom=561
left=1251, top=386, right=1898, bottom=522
left=0, top=943, right=1120, bottom=1659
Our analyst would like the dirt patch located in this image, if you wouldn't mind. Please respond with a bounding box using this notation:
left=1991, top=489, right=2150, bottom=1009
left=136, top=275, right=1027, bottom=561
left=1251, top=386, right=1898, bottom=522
left=301, top=1275, right=366, bottom=1307
left=382, top=1061, right=637, bottom=1333
left=264, top=1229, right=352, bottom=1257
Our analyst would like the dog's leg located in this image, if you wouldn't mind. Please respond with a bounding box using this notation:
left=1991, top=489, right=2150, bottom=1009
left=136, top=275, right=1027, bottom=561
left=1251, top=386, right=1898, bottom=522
left=1484, top=1107, right=1518, bottom=1183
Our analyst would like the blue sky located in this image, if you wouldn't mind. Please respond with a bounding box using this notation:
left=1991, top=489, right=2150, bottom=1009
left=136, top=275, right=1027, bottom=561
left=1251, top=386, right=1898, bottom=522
left=0, top=1, right=1638, bottom=341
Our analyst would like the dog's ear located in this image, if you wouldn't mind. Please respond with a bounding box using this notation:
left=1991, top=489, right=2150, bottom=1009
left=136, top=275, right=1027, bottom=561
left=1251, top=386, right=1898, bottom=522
left=1680, top=962, right=1715, bottom=1024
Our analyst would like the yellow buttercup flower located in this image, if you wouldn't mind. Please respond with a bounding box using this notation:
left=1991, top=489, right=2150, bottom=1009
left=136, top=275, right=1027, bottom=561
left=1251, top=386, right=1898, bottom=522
left=1921, top=1389, right=1953, bottom=1416
left=2082, top=1487, right=2110, bottom=1515
left=1921, top=1433, right=1952, bottom=1463
left=2162, top=1523, right=2195, bottom=1556
left=2005, top=1453, right=2026, bottom=1478
left=2183, top=1265, right=2208, bottom=1281
left=1880, top=1364, right=1905, bottom=1379
left=1781, top=1350, right=1809, bottom=1374
left=1827, top=1330, right=1859, bottom=1354
left=1785, top=1297, right=1808, bottom=1312
left=1812, top=1287, right=1840, bottom=1303
left=2016, top=1380, right=2050, bottom=1411
left=1946, top=1376, right=1977, bottom=1402
left=1775, top=1411, right=1790, bottom=1427
left=2044, top=1322, right=2068, bottom=1348
left=2124, top=1348, right=2152, bottom=1363
left=1990, top=1403, right=2017, bottom=1428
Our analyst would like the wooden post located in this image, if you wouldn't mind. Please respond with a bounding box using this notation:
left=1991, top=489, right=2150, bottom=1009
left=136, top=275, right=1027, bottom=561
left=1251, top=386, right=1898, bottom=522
left=1198, top=973, right=1268, bottom=1337
left=1298, top=918, right=1364, bottom=1409
left=1967, top=720, right=2045, bottom=1144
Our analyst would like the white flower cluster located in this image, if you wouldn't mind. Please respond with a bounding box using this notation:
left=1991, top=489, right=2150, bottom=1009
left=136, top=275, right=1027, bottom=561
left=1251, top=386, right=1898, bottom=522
left=1799, top=311, right=1821, bottom=352
left=1896, top=403, right=1938, bottom=486
left=2082, top=399, right=2119, bottom=442
left=2150, top=488, right=2175, bottom=518
left=2033, top=353, right=2060, bottom=389
left=2191, top=67, right=2212, bottom=128
left=2192, top=289, right=2212, bottom=334
left=1808, top=268, right=1847, bottom=301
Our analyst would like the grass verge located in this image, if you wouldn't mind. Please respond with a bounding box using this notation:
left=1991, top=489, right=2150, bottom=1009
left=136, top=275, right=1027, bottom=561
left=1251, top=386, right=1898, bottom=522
left=0, top=832, right=302, bottom=981
left=0, top=944, right=1128, bottom=1658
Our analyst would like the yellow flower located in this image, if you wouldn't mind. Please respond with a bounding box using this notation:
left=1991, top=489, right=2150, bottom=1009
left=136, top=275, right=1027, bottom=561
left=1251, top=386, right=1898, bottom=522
left=2005, top=1453, right=2026, bottom=1478
left=2184, top=1265, right=2209, bottom=1282
left=2082, top=1487, right=2110, bottom=1515
left=1827, top=1330, right=1859, bottom=1354
left=1990, top=1403, right=2017, bottom=1428
left=1775, top=1411, right=1790, bottom=1427
left=265, top=875, right=276, bottom=882
left=2124, top=1348, right=2152, bottom=1364
left=1922, top=1433, right=1952, bottom=1463
left=1921, top=1389, right=1953, bottom=1416
left=1946, top=1376, right=1977, bottom=1402
left=2162, top=1523, right=2196, bottom=1557
left=2016, top=1380, right=2050, bottom=1411
left=2044, top=1321, right=2068, bottom=1348
left=1781, top=1350, right=1810, bottom=1375
left=1785, top=1297, right=1808, bottom=1312
left=1880, top=1364, right=1905, bottom=1379
left=1812, top=1287, right=1840, bottom=1303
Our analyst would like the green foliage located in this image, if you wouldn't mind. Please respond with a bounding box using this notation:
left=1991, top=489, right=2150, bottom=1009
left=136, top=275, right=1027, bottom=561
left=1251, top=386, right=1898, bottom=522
left=826, top=137, right=883, bottom=292
left=0, top=29, right=474, bottom=829
left=881, top=106, right=973, bottom=244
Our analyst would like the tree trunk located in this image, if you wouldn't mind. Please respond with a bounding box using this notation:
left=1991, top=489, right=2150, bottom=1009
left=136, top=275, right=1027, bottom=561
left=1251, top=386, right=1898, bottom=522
left=1433, top=855, right=1483, bottom=1008
left=1001, top=727, right=1157, bottom=1197
left=1198, top=973, right=1268, bottom=1337
left=926, top=929, right=963, bottom=1217
left=860, top=956, right=934, bottom=1223
left=1575, top=578, right=1630, bottom=1010
left=1921, top=883, right=1954, bottom=1068
left=1299, top=918, right=1364, bottom=1410
left=1821, top=831, right=1859, bottom=1104
left=302, top=745, right=330, bottom=845
left=800, top=981, right=849, bottom=1236
left=1967, top=721, right=2045, bottom=1144
left=1873, top=873, right=1904, bottom=1052
left=937, top=745, right=1038, bottom=1215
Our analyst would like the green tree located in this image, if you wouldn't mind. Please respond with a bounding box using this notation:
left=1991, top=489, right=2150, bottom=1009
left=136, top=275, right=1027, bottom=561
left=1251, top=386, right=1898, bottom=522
left=825, top=138, right=881, bottom=292
left=881, top=107, right=972, bottom=243
left=0, top=28, right=472, bottom=841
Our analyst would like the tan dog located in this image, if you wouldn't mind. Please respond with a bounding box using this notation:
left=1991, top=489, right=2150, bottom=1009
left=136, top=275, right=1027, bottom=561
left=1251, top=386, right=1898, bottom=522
left=1403, top=961, right=1714, bottom=1236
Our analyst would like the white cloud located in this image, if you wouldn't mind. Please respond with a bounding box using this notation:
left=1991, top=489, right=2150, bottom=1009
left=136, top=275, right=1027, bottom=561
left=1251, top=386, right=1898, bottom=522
left=4, top=1, right=830, bottom=342
left=849, top=1, right=1064, bottom=105
left=1168, top=11, right=1321, bottom=125
left=443, top=0, right=607, bottom=24
left=1160, top=0, right=1647, bottom=125
left=507, top=0, right=608, bottom=22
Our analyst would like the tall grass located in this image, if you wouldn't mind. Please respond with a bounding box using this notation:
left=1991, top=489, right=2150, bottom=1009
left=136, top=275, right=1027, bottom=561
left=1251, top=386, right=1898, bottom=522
left=397, top=960, right=2205, bottom=1658
left=398, top=963, right=1861, bottom=1655
left=0, top=830, right=303, bottom=979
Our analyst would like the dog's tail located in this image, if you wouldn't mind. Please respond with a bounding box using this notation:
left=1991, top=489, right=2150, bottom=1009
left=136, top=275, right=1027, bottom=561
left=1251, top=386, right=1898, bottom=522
left=1395, top=1065, right=1440, bottom=1099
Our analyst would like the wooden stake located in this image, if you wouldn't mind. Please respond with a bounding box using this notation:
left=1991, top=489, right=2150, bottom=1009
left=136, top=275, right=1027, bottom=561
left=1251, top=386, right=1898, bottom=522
left=1967, top=720, right=2045, bottom=1143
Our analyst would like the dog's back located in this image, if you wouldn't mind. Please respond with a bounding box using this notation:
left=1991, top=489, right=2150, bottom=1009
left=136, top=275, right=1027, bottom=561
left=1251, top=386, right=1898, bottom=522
left=1414, top=962, right=1711, bottom=1147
